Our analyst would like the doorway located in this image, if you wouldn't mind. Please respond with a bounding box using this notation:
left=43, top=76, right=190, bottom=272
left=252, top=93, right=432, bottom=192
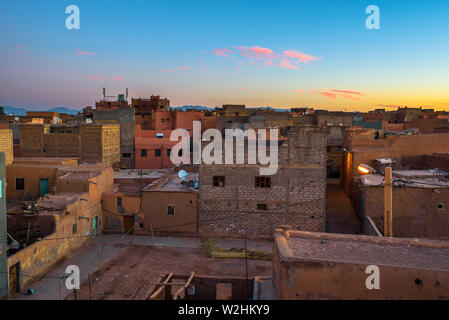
left=9, top=262, right=20, bottom=298
left=124, top=216, right=134, bottom=234
left=39, top=178, right=49, bottom=198
left=92, top=216, right=98, bottom=239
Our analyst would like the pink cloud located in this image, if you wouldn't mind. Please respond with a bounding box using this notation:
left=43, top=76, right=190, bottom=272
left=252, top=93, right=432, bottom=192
left=212, top=48, right=232, bottom=57
left=331, top=89, right=364, bottom=96
left=280, top=59, right=299, bottom=70
left=91, top=75, right=103, bottom=80
left=113, top=76, right=122, bottom=82
left=16, top=44, right=25, bottom=48
left=179, top=66, right=192, bottom=70
left=237, top=46, right=278, bottom=60
left=294, top=89, right=305, bottom=96
left=212, top=45, right=320, bottom=71
left=312, top=89, right=366, bottom=100
left=76, top=50, right=96, bottom=56
left=320, top=91, right=338, bottom=99
left=283, top=50, right=318, bottom=63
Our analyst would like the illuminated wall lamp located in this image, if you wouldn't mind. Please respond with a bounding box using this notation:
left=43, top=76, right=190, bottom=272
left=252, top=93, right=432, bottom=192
left=358, top=164, right=377, bottom=175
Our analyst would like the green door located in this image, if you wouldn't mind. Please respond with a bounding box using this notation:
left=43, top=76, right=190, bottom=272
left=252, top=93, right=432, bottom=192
left=39, top=178, right=49, bottom=198
left=92, top=216, right=98, bottom=239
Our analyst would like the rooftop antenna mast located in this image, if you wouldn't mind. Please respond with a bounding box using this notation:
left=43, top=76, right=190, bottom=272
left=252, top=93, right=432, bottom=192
left=103, top=87, right=106, bottom=100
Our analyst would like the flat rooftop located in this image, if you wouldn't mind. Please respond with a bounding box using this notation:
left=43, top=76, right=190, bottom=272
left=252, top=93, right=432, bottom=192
left=276, top=230, right=449, bottom=272
left=359, top=172, right=449, bottom=188
left=35, top=192, right=83, bottom=215
left=114, top=169, right=169, bottom=180
left=12, top=157, right=78, bottom=165
left=144, top=172, right=199, bottom=192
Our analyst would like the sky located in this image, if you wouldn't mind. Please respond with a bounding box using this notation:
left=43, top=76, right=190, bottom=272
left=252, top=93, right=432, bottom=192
left=1, top=0, right=449, bottom=111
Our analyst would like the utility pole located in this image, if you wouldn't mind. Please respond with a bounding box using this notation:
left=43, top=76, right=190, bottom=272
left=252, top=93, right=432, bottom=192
left=384, top=167, right=393, bottom=237
left=244, top=230, right=249, bottom=300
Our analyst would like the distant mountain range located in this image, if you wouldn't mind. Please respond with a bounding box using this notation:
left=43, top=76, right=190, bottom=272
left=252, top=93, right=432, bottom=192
left=171, top=105, right=217, bottom=111
left=1, top=104, right=290, bottom=116
left=171, top=105, right=290, bottom=112
left=0, top=106, right=81, bottom=116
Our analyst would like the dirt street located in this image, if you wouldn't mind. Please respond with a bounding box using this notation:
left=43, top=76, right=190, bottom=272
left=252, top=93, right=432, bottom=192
left=67, top=244, right=272, bottom=300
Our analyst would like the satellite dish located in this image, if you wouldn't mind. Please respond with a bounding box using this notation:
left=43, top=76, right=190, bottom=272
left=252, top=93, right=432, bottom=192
left=178, top=170, right=188, bottom=181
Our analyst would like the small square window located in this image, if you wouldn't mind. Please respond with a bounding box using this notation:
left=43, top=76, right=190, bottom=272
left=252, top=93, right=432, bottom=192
left=155, top=149, right=161, bottom=157
left=213, top=176, right=225, bottom=187
left=141, top=149, right=147, bottom=157
left=16, top=178, right=25, bottom=191
left=123, top=153, right=132, bottom=158
left=167, top=205, right=175, bottom=215
left=255, top=177, right=271, bottom=188
left=438, top=203, right=445, bottom=210
left=257, top=204, right=268, bottom=211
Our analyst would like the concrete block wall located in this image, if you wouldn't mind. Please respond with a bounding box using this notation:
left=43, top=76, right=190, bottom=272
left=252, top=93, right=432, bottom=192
left=0, top=129, right=13, bottom=165
left=198, top=127, right=328, bottom=237
left=93, top=109, right=135, bottom=168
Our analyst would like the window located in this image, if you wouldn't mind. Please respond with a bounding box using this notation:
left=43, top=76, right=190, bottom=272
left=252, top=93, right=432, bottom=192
left=438, top=203, right=445, bottom=210
left=255, top=176, right=271, bottom=188
left=16, top=178, right=25, bottom=191
left=161, top=118, right=165, bottom=123
left=155, top=149, right=161, bottom=157
left=257, top=204, right=268, bottom=211
left=123, top=153, right=132, bottom=158
left=117, top=196, right=122, bottom=207
left=156, top=133, right=164, bottom=138
left=213, top=176, right=225, bottom=187
left=167, top=149, right=171, bottom=156
left=72, top=223, right=77, bottom=234
left=141, top=149, right=148, bottom=157
left=167, top=205, right=175, bottom=215
left=178, top=149, right=183, bottom=157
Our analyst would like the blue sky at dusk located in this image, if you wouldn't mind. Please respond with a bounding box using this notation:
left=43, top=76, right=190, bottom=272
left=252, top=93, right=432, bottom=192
left=1, top=0, right=449, bottom=111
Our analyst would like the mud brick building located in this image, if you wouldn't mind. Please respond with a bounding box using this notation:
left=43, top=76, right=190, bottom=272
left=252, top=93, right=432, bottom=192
left=5, top=159, right=113, bottom=296
left=0, top=128, right=13, bottom=166
left=351, top=171, right=449, bottom=239
left=93, top=108, right=135, bottom=169
left=19, top=123, right=120, bottom=167
left=342, top=128, right=449, bottom=193
left=141, top=171, right=198, bottom=234
left=273, top=229, right=449, bottom=299
left=199, top=127, right=328, bottom=237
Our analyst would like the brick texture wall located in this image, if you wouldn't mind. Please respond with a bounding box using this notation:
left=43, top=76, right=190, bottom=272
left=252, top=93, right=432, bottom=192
left=199, top=127, right=328, bottom=237
left=0, top=129, right=13, bottom=165
left=20, top=124, right=120, bottom=167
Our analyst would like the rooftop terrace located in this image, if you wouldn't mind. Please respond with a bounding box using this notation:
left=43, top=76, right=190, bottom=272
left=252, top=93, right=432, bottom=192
left=275, top=230, right=449, bottom=272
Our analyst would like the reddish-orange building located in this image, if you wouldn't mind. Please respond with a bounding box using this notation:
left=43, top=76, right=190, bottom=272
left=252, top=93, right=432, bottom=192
left=135, top=126, right=185, bottom=169
left=134, top=111, right=205, bottom=169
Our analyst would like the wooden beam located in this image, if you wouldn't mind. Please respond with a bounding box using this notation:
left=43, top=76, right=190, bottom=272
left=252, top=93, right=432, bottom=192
left=173, top=272, right=195, bottom=300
